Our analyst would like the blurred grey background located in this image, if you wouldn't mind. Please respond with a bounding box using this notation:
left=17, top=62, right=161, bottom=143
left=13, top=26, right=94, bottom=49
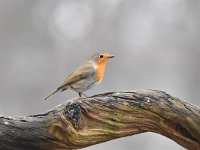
left=0, top=0, right=199, bottom=150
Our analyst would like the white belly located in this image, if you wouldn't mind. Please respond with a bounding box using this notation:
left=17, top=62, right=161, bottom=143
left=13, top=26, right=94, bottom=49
left=70, top=76, right=99, bottom=92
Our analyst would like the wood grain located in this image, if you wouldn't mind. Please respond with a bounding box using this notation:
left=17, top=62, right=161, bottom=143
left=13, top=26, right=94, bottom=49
left=0, top=90, right=199, bottom=150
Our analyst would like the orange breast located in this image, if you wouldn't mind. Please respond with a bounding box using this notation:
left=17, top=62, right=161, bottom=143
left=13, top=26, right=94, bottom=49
left=95, top=63, right=105, bottom=82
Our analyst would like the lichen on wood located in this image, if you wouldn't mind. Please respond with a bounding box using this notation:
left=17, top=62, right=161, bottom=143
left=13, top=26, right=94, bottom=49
left=0, top=90, right=199, bottom=150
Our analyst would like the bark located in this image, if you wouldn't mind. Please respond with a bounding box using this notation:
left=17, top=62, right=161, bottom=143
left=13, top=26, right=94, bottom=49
left=0, top=90, right=199, bottom=150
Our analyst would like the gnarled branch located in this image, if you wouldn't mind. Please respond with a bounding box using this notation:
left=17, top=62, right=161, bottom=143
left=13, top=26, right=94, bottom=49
left=0, top=90, right=199, bottom=150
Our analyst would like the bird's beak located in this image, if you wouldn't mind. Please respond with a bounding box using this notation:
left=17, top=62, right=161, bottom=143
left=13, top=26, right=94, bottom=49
left=108, top=55, right=115, bottom=58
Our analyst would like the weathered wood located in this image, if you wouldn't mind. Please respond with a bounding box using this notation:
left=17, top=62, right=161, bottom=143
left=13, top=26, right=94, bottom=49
left=0, top=90, right=199, bottom=150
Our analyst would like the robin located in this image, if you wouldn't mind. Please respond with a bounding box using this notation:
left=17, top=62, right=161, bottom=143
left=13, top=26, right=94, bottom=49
left=43, top=53, right=114, bottom=101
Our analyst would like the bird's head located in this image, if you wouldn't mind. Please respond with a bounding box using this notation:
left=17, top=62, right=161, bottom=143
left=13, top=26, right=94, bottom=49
left=91, top=53, right=115, bottom=65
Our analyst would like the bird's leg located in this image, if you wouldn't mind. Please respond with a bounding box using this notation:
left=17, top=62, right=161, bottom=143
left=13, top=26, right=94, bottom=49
left=71, top=87, right=88, bottom=98
left=78, top=92, right=82, bottom=97
left=80, top=92, right=88, bottom=98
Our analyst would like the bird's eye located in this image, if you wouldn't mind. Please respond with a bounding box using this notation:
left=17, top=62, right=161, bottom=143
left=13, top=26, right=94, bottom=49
left=99, top=55, right=104, bottom=58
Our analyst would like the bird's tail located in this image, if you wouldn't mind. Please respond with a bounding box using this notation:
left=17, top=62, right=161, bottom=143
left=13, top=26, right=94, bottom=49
left=43, top=87, right=60, bottom=102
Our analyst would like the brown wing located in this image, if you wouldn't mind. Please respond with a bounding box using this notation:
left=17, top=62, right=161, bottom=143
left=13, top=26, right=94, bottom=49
left=59, top=61, right=95, bottom=89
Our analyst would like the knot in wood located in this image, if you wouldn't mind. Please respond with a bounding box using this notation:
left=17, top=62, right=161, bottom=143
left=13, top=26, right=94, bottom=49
left=64, top=103, right=80, bottom=126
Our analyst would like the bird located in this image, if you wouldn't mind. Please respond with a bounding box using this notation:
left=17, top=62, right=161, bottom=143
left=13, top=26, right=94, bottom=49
left=43, top=52, right=115, bottom=101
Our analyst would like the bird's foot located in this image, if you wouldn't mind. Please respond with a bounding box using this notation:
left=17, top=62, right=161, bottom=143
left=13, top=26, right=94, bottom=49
left=79, top=92, right=88, bottom=98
